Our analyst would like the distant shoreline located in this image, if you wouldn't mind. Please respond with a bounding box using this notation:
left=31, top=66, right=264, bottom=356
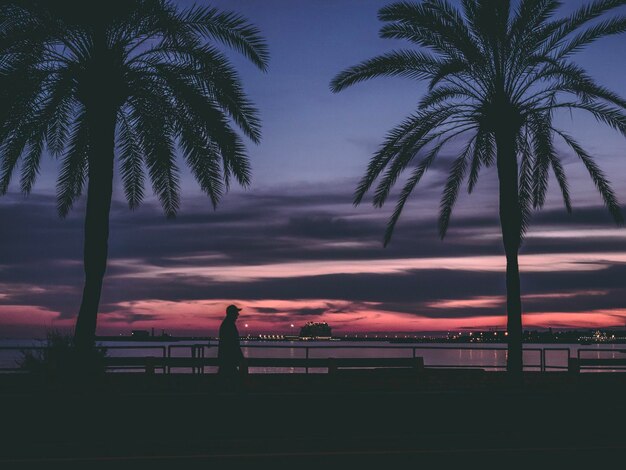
left=91, top=334, right=626, bottom=345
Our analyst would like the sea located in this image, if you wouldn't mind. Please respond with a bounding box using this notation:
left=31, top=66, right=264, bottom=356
left=2, top=338, right=626, bottom=373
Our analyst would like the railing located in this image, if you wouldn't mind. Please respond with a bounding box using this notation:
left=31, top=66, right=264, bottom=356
left=0, top=346, right=46, bottom=373
left=0, top=342, right=590, bottom=374
left=569, top=347, right=626, bottom=372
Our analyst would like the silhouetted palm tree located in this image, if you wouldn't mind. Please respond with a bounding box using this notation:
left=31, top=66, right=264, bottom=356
left=0, top=0, right=268, bottom=354
left=331, top=0, right=625, bottom=377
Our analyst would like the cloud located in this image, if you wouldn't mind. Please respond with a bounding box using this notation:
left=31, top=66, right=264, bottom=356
left=1, top=180, right=626, bottom=336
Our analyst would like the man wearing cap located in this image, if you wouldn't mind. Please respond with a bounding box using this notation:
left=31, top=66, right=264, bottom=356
left=218, top=304, right=244, bottom=378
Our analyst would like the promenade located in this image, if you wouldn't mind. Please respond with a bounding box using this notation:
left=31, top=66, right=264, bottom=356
left=2, top=371, right=626, bottom=467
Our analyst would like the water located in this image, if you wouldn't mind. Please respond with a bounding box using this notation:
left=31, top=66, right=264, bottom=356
left=2, top=339, right=625, bottom=373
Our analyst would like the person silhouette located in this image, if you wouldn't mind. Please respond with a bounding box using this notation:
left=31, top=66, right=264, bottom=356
left=218, top=304, right=244, bottom=379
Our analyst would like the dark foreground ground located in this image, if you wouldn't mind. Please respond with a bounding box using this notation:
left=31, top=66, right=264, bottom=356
left=2, top=370, right=626, bottom=467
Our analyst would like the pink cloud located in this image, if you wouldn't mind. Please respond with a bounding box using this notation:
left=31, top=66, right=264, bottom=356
left=110, top=252, right=626, bottom=284
left=523, top=310, right=626, bottom=329
left=2, top=296, right=625, bottom=338
left=0, top=305, right=72, bottom=337
left=427, top=290, right=609, bottom=310
left=426, top=296, right=504, bottom=309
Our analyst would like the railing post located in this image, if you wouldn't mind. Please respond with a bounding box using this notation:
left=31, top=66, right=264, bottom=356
left=240, top=359, right=249, bottom=376
left=328, top=357, right=337, bottom=375
left=145, top=357, right=155, bottom=375
left=190, top=344, right=204, bottom=375
left=413, top=356, right=424, bottom=374
left=305, top=347, right=309, bottom=374
left=568, top=358, right=580, bottom=374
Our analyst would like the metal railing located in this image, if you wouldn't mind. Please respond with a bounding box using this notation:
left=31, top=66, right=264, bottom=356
left=574, top=347, right=626, bottom=372
left=0, top=342, right=589, bottom=374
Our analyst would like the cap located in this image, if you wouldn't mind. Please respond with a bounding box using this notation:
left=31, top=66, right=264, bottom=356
left=226, top=304, right=242, bottom=315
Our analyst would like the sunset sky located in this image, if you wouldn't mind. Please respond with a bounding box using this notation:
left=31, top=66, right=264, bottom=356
left=1, top=0, right=626, bottom=338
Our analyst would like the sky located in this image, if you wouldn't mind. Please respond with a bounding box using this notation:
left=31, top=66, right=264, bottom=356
left=1, top=0, right=626, bottom=338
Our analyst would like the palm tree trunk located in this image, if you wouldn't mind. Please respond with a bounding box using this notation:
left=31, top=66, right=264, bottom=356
left=495, top=127, right=523, bottom=380
left=74, top=105, right=116, bottom=353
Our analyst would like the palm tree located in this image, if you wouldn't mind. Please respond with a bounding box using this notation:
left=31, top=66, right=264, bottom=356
left=0, top=0, right=268, bottom=354
left=331, top=0, right=626, bottom=377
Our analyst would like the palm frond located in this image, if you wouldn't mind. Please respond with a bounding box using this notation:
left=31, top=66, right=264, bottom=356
left=0, top=128, right=29, bottom=194
left=383, top=140, right=444, bottom=246
left=556, top=15, right=626, bottom=58
left=517, top=133, right=535, bottom=238
left=378, top=1, right=481, bottom=61
left=427, top=58, right=470, bottom=90
left=419, top=85, right=477, bottom=109
left=372, top=121, right=474, bottom=207
left=354, top=106, right=458, bottom=205
left=136, top=44, right=262, bottom=142
left=438, top=136, right=475, bottom=239
left=468, top=129, right=495, bottom=193
left=553, top=102, right=626, bottom=137
left=153, top=65, right=251, bottom=185
left=178, top=122, right=223, bottom=208
left=146, top=132, right=180, bottom=218
left=555, top=129, right=623, bottom=224
left=132, top=95, right=180, bottom=218
left=529, top=112, right=554, bottom=209
left=549, top=150, right=572, bottom=213
left=181, top=6, right=269, bottom=71
left=550, top=0, right=626, bottom=48
left=19, top=134, right=45, bottom=194
left=522, top=62, right=626, bottom=110
left=330, top=50, right=441, bottom=92
left=46, top=95, right=73, bottom=157
left=117, top=111, right=145, bottom=210
left=57, top=113, right=89, bottom=218
left=2, top=0, right=264, bottom=217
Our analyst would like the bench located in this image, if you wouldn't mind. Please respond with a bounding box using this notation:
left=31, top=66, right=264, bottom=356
left=568, top=357, right=626, bottom=373
left=104, top=356, right=425, bottom=375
